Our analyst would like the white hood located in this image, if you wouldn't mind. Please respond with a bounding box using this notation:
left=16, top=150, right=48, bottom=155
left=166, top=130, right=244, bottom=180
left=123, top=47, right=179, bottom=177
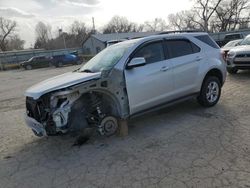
left=229, top=45, right=250, bottom=53
left=25, top=71, right=101, bottom=99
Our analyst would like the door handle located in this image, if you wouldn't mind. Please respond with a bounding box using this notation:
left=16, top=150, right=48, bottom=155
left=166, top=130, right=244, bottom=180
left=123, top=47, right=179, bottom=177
left=195, top=56, right=202, bottom=61
left=160, top=66, right=169, bottom=72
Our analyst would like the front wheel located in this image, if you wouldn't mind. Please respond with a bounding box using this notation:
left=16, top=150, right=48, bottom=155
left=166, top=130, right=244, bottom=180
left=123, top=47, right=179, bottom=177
left=25, top=65, right=32, bottom=70
left=197, top=76, right=221, bottom=107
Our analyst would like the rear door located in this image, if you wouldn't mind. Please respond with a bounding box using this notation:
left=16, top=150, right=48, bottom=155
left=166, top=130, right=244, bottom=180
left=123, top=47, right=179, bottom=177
left=165, top=38, right=201, bottom=97
left=125, top=40, right=175, bottom=115
left=36, top=57, right=46, bottom=67
left=32, top=57, right=40, bottom=68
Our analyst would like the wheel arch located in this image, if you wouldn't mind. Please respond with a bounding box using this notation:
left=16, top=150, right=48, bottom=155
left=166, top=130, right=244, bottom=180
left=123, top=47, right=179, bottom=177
left=79, top=89, right=123, bottom=118
left=203, top=68, right=223, bottom=86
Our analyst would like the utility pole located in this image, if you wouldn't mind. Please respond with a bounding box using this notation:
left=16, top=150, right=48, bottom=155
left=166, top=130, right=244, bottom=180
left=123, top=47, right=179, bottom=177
left=59, top=28, right=67, bottom=49
left=92, top=17, right=96, bottom=34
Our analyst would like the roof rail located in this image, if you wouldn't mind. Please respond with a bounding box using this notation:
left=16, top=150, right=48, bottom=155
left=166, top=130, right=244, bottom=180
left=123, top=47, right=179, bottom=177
left=158, top=30, right=204, bottom=35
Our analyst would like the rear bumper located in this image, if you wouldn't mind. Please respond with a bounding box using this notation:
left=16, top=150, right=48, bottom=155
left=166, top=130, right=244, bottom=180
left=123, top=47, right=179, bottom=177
left=25, top=115, right=47, bottom=137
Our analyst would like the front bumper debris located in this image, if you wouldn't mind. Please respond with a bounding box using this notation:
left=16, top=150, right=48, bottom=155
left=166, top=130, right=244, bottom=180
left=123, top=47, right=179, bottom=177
left=25, top=115, right=47, bottom=137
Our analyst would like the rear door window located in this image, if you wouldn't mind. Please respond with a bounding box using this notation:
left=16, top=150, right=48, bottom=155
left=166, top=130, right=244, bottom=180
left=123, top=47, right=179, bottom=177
left=166, top=39, right=199, bottom=58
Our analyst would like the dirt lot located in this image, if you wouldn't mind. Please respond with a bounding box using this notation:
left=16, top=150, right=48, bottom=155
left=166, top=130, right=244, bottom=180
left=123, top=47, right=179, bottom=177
left=0, top=66, right=250, bottom=188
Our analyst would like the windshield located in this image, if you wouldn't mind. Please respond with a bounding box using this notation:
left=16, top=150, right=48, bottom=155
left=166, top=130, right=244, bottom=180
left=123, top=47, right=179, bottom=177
left=28, top=57, right=34, bottom=61
left=224, top=40, right=241, bottom=47
left=240, top=35, right=250, bottom=45
left=80, top=40, right=136, bottom=73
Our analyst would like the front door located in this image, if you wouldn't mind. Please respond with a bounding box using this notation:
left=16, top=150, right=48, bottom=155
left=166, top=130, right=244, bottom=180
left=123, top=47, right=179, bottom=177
left=125, top=41, right=175, bottom=115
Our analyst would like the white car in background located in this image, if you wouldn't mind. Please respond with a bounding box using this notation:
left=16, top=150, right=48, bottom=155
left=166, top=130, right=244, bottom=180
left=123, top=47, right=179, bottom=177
left=226, top=34, right=250, bottom=74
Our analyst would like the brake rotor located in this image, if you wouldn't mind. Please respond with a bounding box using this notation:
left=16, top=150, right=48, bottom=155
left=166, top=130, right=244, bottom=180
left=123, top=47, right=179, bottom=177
left=100, top=116, right=118, bottom=136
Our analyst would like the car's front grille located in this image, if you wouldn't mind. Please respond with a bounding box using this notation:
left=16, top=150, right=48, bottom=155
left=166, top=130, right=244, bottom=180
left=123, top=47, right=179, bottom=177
left=234, top=54, right=250, bottom=65
left=235, top=54, right=250, bottom=58
left=234, top=61, right=250, bottom=65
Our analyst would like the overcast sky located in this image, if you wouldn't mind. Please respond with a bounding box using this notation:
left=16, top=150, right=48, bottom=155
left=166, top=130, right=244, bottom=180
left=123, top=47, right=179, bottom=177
left=0, top=0, right=193, bottom=48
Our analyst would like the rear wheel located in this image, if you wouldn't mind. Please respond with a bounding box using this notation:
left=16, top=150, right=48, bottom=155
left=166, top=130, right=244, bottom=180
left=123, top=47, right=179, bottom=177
left=25, top=65, right=32, bottom=70
left=197, top=76, right=221, bottom=107
left=56, top=62, right=63, bottom=67
left=227, top=67, right=238, bottom=74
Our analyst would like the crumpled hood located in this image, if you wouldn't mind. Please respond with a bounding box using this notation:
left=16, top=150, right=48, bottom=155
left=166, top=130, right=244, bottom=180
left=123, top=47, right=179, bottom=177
left=229, top=45, right=250, bottom=54
left=25, top=71, right=101, bottom=99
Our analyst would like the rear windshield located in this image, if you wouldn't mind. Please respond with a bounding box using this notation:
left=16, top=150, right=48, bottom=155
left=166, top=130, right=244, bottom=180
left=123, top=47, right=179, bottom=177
left=225, top=34, right=242, bottom=40
left=195, top=35, right=219, bottom=49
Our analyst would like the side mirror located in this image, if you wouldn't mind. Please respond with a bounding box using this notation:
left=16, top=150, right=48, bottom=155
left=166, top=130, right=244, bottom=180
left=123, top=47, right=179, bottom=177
left=127, top=57, right=146, bottom=69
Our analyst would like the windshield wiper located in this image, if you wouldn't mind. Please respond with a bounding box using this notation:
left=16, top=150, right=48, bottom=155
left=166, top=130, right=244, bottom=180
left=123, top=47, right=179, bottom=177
left=80, top=69, right=93, bottom=73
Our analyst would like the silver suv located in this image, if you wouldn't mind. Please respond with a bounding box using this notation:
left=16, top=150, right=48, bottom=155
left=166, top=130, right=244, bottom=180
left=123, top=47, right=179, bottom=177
left=25, top=32, right=226, bottom=137
left=226, top=34, right=250, bottom=74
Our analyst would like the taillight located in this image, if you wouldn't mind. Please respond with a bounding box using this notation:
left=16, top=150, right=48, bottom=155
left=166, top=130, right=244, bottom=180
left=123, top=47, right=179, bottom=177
left=221, top=50, right=226, bottom=62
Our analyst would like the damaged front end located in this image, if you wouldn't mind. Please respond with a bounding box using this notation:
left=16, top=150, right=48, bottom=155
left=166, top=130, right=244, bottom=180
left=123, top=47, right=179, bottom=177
left=25, top=90, right=81, bottom=136
left=24, top=40, right=135, bottom=137
left=25, top=71, right=129, bottom=137
left=25, top=90, right=117, bottom=137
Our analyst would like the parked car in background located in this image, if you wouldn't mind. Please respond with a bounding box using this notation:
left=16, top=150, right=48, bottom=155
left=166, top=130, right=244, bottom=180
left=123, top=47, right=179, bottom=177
left=51, top=54, right=81, bottom=67
left=226, top=34, right=250, bottom=74
left=24, top=31, right=226, bottom=137
left=20, top=56, right=52, bottom=70
left=223, top=33, right=245, bottom=46
left=221, top=39, right=243, bottom=58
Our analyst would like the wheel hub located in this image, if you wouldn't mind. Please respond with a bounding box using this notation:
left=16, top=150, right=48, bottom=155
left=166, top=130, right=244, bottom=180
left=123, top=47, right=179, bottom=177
left=99, top=116, right=118, bottom=136
left=206, top=81, right=219, bottom=103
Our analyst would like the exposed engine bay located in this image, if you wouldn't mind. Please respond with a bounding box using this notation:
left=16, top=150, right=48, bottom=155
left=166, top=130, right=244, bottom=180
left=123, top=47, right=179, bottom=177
left=25, top=70, right=129, bottom=137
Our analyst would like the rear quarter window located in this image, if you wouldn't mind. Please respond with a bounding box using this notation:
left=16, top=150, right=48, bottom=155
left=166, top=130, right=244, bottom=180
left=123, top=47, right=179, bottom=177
left=195, top=35, right=219, bottom=49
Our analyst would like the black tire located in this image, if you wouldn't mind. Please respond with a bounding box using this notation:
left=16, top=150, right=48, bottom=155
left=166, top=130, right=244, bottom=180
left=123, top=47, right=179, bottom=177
left=227, top=67, right=238, bottom=74
left=56, top=62, right=63, bottom=67
left=197, top=76, right=221, bottom=107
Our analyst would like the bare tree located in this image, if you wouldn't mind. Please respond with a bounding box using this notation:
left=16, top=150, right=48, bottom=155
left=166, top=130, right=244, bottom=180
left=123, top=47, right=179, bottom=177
left=144, top=18, right=169, bottom=32
left=6, top=35, right=25, bottom=50
left=0, top=17, right=17, bottom=51
left=238, top=15, right=250, bottom=29
left=70, top=21, right=88, bottom=35
left=34, top=21, right=51, bottom=49
left=103, top=16, right=143, bottom=34
left=212, top=0, right=249, bottom=32
left=193, top=0, right=223, bottom=32
left=69, top=21, right=90, bottom=47
left=168, top=11, right=200, bottom=30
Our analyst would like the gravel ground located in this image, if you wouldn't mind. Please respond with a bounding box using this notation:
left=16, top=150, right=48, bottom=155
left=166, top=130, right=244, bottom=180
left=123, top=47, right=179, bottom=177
left=0, top=66, right=250, bottom=188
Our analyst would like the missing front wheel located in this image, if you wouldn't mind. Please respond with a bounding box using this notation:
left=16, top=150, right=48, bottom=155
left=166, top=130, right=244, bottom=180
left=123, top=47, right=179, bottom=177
left=98, top=116, right=118, bottom=136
